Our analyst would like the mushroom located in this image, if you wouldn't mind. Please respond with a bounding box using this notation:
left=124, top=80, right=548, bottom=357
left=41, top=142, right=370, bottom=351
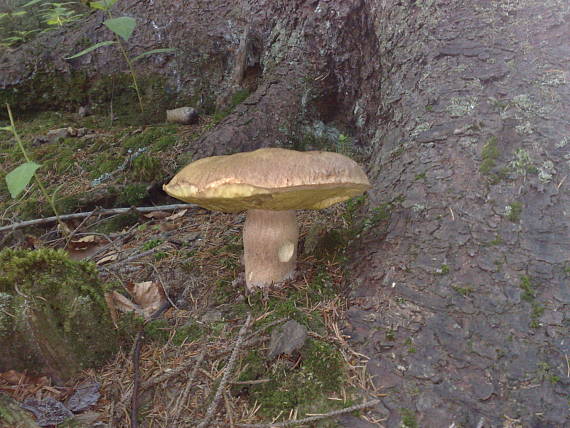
left=163, top=148, right=370, bottom=290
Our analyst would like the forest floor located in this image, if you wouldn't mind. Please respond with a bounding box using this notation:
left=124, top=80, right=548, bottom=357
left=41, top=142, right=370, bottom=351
left=0, top=110, right=384, bottom=427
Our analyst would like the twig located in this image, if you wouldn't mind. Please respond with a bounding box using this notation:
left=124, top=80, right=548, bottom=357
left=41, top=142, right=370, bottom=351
left=197, top=314, right=253, bottom=428
left=0, top=203, right=197, bottom=233
left=231, top=379, right=270, bottom=385
left=234, top=399, right=381, bottom=427
left=102, top=243, right=170, bottom=269
left=130, top=329, right=144, bottom=428
left=64, top=207, right=100, bottom=247
left=171, top=349, right=207, bottom=420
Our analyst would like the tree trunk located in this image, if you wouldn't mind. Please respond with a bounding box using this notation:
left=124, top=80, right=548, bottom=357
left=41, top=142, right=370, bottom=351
left=2, top=0, right=568, bottom=425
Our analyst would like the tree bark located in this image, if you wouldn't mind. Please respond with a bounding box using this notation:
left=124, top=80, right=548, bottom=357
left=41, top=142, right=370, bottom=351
left=2, top=0, right=569, bottom=425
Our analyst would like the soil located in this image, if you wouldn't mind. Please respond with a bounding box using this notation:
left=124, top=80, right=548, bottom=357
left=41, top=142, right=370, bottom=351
left=1, top=0, right=569, bottom=427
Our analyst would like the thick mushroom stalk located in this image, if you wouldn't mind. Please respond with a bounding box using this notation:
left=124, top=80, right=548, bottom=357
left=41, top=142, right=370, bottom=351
left=243, top=209, right=298, bottom=289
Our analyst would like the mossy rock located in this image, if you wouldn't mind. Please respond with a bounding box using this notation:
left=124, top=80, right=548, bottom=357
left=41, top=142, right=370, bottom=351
left=0, top=393, right=39, bottom=428
left=0, top=248, right=119, bottom=382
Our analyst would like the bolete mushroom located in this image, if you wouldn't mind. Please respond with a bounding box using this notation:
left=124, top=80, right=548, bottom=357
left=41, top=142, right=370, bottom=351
left=163, top=148, right=370, bottom=290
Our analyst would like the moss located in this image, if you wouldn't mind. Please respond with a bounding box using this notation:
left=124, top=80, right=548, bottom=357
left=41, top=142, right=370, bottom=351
left=122, top=125, right=178, bottom=153
left=0, top=72, right=177, bottom=125
left=237, top=339, right=346, bottom=421
left=479, top=136, right=500, bottom=176
left=93, top=213, right=139, bottom=234
left=172, top=321, right=203, bottom=345
left=144, top=319, right=170, bottom=343
left=115, top=183, right=148, bottom=207
left=506, top=201, right=523, bottom=222
left=400, top=408, right=418, bottom=428
left=89, top=152, right=122, bottom=179
left=436, top=264, right=450, bottom=275
left=452, top=285, right=473, bottom=296
left=519, top=275, right=536, bottom=302
left=0, top=248, right=119, bottom=378
left=131, top=154, right=163, bottom=182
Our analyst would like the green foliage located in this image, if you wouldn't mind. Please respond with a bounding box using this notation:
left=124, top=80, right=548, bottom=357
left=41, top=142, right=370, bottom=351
left=479, top=136, right=500, bottom=175
left=0, top=248, right=119, bottom=372
left=519, top=275, right=536, bottom=302
left=103, top=16, right=135, bottom=41
left=65, top=1, right=175, bottom=113
left=144, top=319, right=169, bottom=343
left=142, top=239, right=162, bottom=251
left=93, top=212, right=138, bottom=234
left=122, top=126, right=177, bottom=152
left=506, top=201, right=523, bottom=222
left=116, top=183, right=147, bottom=206
left=400, top=408, right=418, bottom=428
left=5, top=161, right=40, bottom=198
left=237, top=339, right=346, bottom=421
left=172, top=322, right=203, bottom=345
left=131, top=154, right=162, bottom=181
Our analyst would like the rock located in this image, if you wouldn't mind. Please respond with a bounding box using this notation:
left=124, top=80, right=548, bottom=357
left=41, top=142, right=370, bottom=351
left=77, top=105, right=90, bottom=118
left=46, top=127, right=70, bottom=143
left=166, top=107, right=199, bottom=124
left=65, top=381, right=100, bottom=412
left=268, top=319, right=307, bottom=359
left=21, top=397, right=73, bottom=427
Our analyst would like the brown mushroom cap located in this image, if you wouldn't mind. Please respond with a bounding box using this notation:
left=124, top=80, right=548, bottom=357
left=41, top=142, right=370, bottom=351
left=163, top=148, right=370, bottom=212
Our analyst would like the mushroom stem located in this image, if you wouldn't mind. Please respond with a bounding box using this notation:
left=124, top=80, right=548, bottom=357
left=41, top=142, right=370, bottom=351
left=243, top=209, right=298, bottom=290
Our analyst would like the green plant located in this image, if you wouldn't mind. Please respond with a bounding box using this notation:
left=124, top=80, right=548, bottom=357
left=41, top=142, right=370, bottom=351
left=65, top=0, right=174, bottom=112
left=506, top=201, right=523, bottom=222
left=2, top=104, right=64, bottom=228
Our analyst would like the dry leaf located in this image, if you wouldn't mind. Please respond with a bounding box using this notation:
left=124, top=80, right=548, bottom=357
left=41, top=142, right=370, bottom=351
left=96, top=253, right=118, bottom=265
left=69, top=235, right=102, bottom=251
left=0, top=370, right=49, bottom=386
left=107, top=291, right=142, bottom=315
left=126, top=281, right=167, bottom=318
left=165, top=209, right=187, bottom=221
left=144, top=211, right=170, bottom=219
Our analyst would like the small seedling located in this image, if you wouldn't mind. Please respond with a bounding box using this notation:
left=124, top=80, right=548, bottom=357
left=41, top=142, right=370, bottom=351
left=2, top=104, right=65, bottom=230
left=65, top=0, right=174, bottom=112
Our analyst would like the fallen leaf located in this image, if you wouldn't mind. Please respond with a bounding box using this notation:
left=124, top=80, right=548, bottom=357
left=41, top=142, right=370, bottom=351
left=106, top=290, right=142, bottom=315
left=143, top=210, right=170, bottom=219
left=96, top=252, right=118, bottom=265
left=0, top=370, right=49, bottom=387
left=126, top=281, right=167, bottom=318
left=165, top=209, right=187, bottom=221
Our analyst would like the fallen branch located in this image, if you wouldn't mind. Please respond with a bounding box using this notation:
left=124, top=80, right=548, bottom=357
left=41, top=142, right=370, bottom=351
left=235, top=399, right=381, bottom=427
left=197, top=314, right=253, bottom=428
left=0, top=203, right=197, bottom=233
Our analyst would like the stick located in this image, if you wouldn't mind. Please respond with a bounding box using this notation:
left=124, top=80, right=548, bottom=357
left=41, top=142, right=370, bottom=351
left=235, top=399, right=381, bottom=427
left=0, top=203, right=197, bottom=233
left=171, top=349, right=207, bottom=421
left=197, top=314, right=252, bottom=428
left=130, top=329, right=144, bottom=428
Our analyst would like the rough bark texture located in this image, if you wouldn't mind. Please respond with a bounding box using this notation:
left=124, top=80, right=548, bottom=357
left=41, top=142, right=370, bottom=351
left=2, top=0, right=569, bottom=426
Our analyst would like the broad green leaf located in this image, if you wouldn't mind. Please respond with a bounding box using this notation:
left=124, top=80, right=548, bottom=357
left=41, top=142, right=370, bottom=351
left=12, top=11, right=27, bottom=16
left=104, top=16, right=136, bottom=41
left=89, top=0, right=117, bottom=10
left=132, top=48, right=176, bottom=62
left=0, top=126, right=14, bottom=132
left=65, top=40, right=115, bottom=59
left=22, top=0, right=45, bottom=7
left=6, top=162, right=41, bottom=198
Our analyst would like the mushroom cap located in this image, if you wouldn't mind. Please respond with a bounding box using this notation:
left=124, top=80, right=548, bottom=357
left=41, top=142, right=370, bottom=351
left=163, top=148, right=370, bottom=212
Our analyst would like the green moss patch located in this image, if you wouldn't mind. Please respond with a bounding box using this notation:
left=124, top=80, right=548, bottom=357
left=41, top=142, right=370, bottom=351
left=234, top=339, right=346, bottom=422
left=0, top=248, right=119, bottom=380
